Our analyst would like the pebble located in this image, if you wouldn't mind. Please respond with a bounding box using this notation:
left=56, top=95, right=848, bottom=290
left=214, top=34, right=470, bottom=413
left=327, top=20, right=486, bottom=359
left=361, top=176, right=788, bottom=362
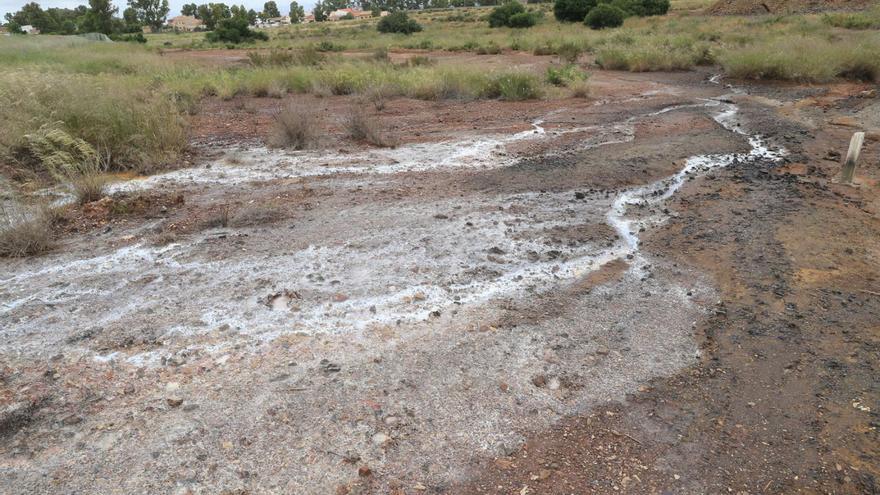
left=372, top=432, right=390, bottom=446
left=167, top=397, right=184, bottom=408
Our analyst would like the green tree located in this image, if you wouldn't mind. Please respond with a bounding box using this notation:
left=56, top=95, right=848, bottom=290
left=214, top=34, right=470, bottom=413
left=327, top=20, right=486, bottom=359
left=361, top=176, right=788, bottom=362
left=376, top=11, right=421, bottom=34
left=313, top=0, right=327, bottom=21
left=7, top=21, right=24, bottom=33
left=123, top=6, right=141, bottom=29
left=181, top=3, right=198, bottom=15
left=128, top=0, right=169, bottom=30
left=82, top=0, right=118, bottom=33
left=289, top=1, right=305, bottom=22
left=262, top=0, right=280, bottom=17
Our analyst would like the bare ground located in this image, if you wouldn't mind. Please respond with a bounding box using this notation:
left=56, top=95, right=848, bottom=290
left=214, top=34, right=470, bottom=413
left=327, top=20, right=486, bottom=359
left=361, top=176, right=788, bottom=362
left=1, top=63, right=879, bottom=495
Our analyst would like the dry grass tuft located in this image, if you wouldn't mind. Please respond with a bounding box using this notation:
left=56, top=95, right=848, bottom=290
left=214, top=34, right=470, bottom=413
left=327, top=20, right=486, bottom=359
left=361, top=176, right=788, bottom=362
left=0, top=205, right=54, bottom=258
left=345, top=107, right=399, bottom=148
left=268, top=102, right=321, bottom=150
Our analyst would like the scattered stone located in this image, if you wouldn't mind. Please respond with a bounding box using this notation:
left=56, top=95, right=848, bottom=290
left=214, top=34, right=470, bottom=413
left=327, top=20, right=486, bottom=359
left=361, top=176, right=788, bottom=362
left=531, top=375, right=547, bottom=388
left=358, top=466, right=372, bottom=477
left=332, top=293, right=349, bottom=303
left=320, top=359, right=341, bottom=373
left=371, top=432, right=390, bottom=446
left=62, top=414, right=83, bottom=426
left=167, top=397, right=184, bottom=408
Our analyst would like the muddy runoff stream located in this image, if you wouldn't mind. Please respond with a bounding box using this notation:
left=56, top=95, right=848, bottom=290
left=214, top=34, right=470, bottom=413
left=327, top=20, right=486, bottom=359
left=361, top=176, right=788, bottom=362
left=0, top=93, right=785, bottom=493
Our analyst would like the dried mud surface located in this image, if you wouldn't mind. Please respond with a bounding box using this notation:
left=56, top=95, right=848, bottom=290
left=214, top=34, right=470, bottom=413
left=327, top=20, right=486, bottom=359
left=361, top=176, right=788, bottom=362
left=1, top=66, right=878, bottom=495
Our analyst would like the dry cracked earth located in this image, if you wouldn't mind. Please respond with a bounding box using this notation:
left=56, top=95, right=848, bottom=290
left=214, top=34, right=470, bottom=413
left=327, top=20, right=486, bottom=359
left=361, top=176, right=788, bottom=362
left=1, top=65, right=879, bottom=495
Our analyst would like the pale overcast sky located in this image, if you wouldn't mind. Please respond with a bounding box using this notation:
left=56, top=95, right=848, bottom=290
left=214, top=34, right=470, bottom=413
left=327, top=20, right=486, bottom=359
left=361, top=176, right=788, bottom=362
left=1, top=0, right=317, bottom=21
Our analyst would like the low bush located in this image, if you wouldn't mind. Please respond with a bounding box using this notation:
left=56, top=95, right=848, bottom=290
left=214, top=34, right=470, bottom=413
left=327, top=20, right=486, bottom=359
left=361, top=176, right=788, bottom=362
left=557, top=41, right=584, bottom=63
left=0, top=205, right=54, bottom=257
left=585, top=4, right=626, bottom=29
left=268, top=102, right=320, bottom=149
left=24, top=126, right=107, bottom=204
left=206, top=18, right=269, bottom=44
left=595, top=34, right=713, bottom=71
left=345, top=107, right=398, bottom=147
left=606, top=0, right=669, bottom=17
left=485, top=72, right=543, bottom=100
left=554, top=0, right=597, bottom=22
left=0, top=72, right=186, bottom=173
left=488, top=2, right=537, bottom=28
left=248, top=49, right=295, bottom=67
left=377, top=12, right=422, bottom=34
left=508, top=12, right=539, bottom=28
left=545, top=63, right=589, bottom=86
left=719, top=37, right=880, bottom=83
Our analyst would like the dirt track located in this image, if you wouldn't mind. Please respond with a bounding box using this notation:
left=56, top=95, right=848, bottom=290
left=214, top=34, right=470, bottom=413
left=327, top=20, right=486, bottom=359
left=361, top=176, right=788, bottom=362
left=1, top=65, right=879, bottom=494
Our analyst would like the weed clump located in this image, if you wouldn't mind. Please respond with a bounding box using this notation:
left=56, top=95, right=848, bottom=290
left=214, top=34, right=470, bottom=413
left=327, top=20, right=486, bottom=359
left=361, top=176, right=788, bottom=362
left=546, top=64, right=589, bottom=87
left=25, top=125, right=107, bottom=204
left=0, top=205, right=54, bottom=258
left=268, top=102, right=320, bottom=150
left=345, top=107, right=399, bottom=148
left=485, top=72, right=543, bottom=100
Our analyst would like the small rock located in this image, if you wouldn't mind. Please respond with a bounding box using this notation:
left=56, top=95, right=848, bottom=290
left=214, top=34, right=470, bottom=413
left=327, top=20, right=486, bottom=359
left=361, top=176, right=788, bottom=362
left=358, top=466, right=372, bottom=477
left=332, top=293, right=349, bottom=303
left=167, top=397, right=184, bottom=408
left=372, top=432, right=390, bottom=446
left=62, top=414, right=83, bottom=426
left=320, top=359, right=341, bottom=373
left=531, top=375, right=547, bottom=388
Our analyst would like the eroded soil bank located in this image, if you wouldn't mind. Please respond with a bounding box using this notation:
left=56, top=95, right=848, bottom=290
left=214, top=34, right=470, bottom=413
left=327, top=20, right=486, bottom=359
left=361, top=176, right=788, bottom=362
left=1, top=68, right=878, bottom=494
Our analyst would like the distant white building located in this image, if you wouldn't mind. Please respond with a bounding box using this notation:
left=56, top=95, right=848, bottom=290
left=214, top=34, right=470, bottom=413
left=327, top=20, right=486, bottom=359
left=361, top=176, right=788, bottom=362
left=256, top=16, right=291, bottom=27
left=20, top=25, right=40, bottom=34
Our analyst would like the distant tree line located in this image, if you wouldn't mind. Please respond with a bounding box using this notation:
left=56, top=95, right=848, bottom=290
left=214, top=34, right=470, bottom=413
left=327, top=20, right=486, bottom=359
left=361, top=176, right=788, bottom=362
left=3, top=0, right=168, bottom=35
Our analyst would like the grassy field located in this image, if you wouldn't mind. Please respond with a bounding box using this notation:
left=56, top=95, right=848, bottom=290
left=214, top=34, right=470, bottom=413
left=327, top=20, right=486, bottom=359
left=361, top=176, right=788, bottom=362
left=0, top=0, right=877, bottom=178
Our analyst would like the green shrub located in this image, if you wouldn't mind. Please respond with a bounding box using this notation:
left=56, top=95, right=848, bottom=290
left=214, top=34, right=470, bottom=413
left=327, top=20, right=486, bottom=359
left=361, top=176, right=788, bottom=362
left=508, top=12, right=539, bottom=28
left=607, top=0, right=669, bottom=16
left=488, top=2, right=526, bottom=27
left=554, top=0, right=596, bottom=22
left=377, top=11, right=422, bottom=34
left=585, top=4, right=626, bottom=29
left=206, top=18, right=269, bottom=44
left=316, top=40, right=345, bottom=51
left=545, top=63, right=588, bottom=86
left=110, top=33, right=148, bottom=43
left=485, top=72, right=543, bottom=100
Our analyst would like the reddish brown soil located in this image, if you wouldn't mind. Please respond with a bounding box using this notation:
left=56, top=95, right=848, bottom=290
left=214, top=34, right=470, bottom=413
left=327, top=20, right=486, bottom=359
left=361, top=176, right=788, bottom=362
left=453, top=84, right=880, bottom=494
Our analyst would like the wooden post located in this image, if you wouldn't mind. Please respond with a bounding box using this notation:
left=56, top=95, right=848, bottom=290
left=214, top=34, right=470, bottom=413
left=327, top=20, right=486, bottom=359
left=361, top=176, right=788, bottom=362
left=840, top=131, right=865, bottom=184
